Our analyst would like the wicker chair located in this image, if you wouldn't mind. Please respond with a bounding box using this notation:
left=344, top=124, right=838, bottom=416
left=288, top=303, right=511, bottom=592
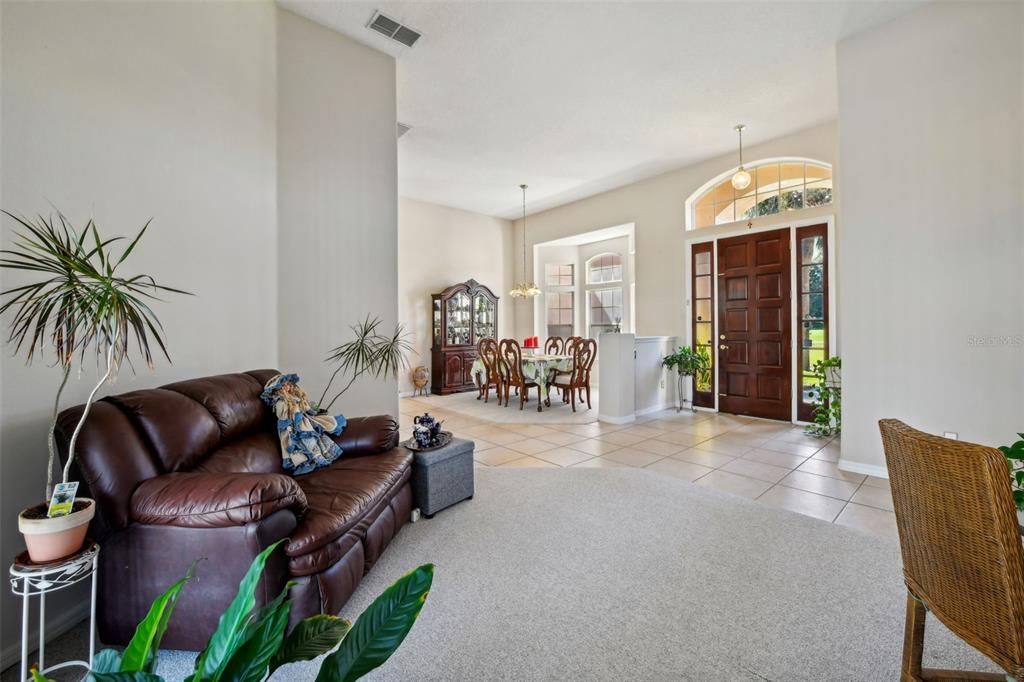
left=499, top=338, right=540, bottom=412
left=879, top=419, right=1024, bottom=681
left=476, top=338, right=504, bottom=405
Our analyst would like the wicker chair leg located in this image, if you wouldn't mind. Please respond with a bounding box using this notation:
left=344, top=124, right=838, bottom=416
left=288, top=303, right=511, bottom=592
left=902, top=592, right=926, bottom=682
left=902, top=593, right=1007, bottom=681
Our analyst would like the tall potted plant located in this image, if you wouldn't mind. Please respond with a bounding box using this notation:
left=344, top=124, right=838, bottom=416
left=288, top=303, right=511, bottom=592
left=662, top=345, right=710, bottom=412
left=0, top=212, right=188, bottom=562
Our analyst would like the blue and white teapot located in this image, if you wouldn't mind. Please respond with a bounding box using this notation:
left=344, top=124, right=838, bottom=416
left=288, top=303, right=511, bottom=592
left=413, top=413, right=444, bottom=448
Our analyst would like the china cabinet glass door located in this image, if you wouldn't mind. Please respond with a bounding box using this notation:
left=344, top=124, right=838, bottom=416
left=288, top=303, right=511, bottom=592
left=432, top=299, right=442, bottom=348
left=446, top=292, right=472, bottom=345
left=473, top=295, right=495, bottom=342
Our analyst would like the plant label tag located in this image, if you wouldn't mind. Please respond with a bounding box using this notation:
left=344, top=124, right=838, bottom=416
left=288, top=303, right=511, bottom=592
left=47, top=481, right=79, bottom=518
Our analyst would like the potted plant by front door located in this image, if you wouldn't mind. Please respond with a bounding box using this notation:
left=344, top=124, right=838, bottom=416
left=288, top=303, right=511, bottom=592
left=662, top=345, right=711, bottom=412
left=1, top=212, right=188, bottom=562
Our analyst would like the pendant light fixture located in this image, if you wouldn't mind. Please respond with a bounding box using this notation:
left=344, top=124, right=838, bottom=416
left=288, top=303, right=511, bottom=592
left=731, top=124, right=752, bottom=191
left=510, top=184, right=541, bottom=298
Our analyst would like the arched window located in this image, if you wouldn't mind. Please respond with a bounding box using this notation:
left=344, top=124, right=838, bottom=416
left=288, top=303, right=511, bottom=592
left=586, top=253, right=622, bottom=284
left=688, top=159, right=833, bottom=229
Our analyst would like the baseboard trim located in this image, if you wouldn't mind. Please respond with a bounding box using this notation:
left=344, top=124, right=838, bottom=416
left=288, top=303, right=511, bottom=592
left=636, top=403, right=672, bottom=417
left=598, top=413, right=636, bottom=425
left=838, top=458, right=888, bottom=480
left=0, top=601, right=89, bottom=672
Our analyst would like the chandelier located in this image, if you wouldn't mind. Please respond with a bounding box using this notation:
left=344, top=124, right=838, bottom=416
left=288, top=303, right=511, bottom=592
left=731, top=124, right=752, bottom=191
left=510, top=183, right=541, bottom=298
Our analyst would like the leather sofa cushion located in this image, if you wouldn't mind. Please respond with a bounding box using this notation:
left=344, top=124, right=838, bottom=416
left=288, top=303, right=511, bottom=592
left=161, top=372, right=271, bottom=441
left=194, top=431, right=283, bottom=475
left=287, top=448, right=412, bottom=560
left=131, top=471, right=307, bottom=528
left=55, top=401, right=162, bottom=533
left=106, top=389, right=223, bottom=473
left=330, top=415, right=401, bottom=455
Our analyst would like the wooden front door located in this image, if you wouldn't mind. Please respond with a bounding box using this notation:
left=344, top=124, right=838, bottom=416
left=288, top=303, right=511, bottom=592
left=717, top=228, right=792, bottom=421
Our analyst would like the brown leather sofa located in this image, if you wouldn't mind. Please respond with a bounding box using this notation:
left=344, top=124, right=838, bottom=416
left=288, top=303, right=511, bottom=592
left=55, top=369, right=412, bottom=650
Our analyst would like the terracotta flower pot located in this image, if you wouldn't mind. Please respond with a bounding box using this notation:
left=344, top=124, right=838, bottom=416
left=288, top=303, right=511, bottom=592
left=18, top=498, right=95, bottom=563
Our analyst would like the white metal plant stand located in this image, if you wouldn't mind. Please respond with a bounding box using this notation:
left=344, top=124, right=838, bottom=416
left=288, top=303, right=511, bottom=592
left=9, top=542, right=99, bottom=682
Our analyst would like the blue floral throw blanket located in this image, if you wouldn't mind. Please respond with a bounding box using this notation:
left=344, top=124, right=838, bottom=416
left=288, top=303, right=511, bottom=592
left=260, top=373, right=347, bottom=475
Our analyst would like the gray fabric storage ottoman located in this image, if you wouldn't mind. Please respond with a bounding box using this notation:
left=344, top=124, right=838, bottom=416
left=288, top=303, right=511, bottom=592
left=410, top=437, right=475, bottom=518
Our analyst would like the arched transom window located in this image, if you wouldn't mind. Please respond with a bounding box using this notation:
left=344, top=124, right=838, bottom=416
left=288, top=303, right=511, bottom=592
left=689, top=160, right=833, bottom=229
left=586, top=253, right=622, bottom=284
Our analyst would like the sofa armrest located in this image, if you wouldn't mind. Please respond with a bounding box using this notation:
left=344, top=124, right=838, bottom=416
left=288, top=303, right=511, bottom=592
left=331, top=415, right=400, bottom=456
left=131, top=472, right=307, bottom=528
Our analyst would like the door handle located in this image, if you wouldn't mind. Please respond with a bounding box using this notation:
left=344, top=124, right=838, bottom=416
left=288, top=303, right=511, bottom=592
left=719, top=344, right=729, bottom=350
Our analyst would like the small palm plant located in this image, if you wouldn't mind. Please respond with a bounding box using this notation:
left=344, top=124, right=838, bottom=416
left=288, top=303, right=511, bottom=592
left=0, top=211, right=188, bottom=559
left=316, top=315, right=414, bottom=411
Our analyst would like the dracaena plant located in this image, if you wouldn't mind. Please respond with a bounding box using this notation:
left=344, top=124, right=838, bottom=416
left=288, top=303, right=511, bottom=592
left=316, top=315, right=414, bottom=411
left=44, top=541, right=434, bottom=682
left=0, top=211, right=189, bottom=500
left=1000, top=434, right=1024, bottom=511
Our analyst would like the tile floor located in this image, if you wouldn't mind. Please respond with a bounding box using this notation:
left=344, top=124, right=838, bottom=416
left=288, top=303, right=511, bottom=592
left=400, top=396, right=898, bottom=541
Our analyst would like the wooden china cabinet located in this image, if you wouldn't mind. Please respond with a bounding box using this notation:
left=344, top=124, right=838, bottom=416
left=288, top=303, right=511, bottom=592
left=431, top=279, right=499, bottom=395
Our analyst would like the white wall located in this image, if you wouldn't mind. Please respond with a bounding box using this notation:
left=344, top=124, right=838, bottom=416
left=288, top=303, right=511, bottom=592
left=0, top=0, right=278, bottom=664
left=837, top=1, right=1024, bottom=475
left=277, top=9, right=398, bottom=418
left=510, top=122, right=839, bottom=342
left=0, top=2, right=400, bottom=664
left=397, top=198, right=513, bottom=394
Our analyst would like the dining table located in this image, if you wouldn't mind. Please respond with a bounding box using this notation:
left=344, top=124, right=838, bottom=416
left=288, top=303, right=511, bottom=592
left=471, top=352, right=574, bottom=411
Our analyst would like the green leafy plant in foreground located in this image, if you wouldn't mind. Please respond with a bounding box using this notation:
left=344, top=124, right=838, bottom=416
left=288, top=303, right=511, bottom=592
left=39, top=542, right=433, bottom=682
left=1000, top=433, right=1024, bottom=512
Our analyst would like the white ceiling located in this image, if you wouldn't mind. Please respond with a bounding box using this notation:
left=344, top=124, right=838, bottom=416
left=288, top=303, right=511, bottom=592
left=281, top=1, right=924, bottom=218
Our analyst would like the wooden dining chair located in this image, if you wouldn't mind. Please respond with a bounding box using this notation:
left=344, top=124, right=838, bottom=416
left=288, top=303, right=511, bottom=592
left=498, top=338, right=540, bottom=412
left=476, top=338, right=504, bottom=405
left=553, top=336, right=582, bottom=382
left=544, top=336, right=565, bottom=354
left=549, top=338, right=596, bottom=412
left=878, top=419, right=1024, bottom=682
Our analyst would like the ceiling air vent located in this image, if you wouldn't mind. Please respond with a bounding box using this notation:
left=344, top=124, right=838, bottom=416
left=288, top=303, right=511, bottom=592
left=392, top=25, right=421, bottom=47
left=396, top=122, right=412, bottom=139
left=367, top=11, right=421, bottom=48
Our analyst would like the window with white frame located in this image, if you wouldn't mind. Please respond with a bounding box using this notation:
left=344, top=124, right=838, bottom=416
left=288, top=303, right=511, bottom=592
left=588, top=288, right=622, bottom=338
left=546, top=292, right=574, bottom=339
left=544, top=263, right=574, bottom=287
left=586, top=253, right=622, bottom=284
left=690, top=160, right=833, bottom=229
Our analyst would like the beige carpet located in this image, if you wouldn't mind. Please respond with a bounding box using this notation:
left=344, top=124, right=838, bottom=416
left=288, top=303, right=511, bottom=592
left=11, top=468, right=996, bottom=681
